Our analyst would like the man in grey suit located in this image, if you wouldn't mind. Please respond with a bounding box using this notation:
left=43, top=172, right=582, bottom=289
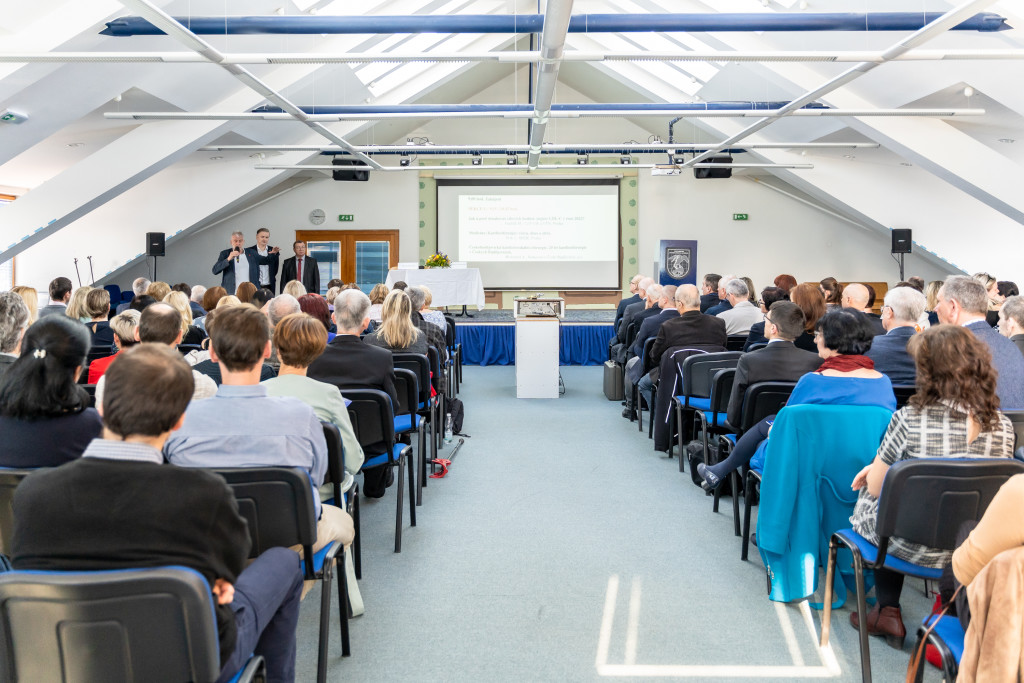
left=38, top=277, right=72, bottom=318
left=0, top=291, right=29, bottom=380
left=866, top=286, right=926, bottom=385
left=724, top=301, right=822, bottom=429
left=937, top=275, right=1024, bottom=410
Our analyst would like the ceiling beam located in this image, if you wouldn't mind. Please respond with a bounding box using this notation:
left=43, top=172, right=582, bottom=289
left=526, top=0, right=574, bottom=170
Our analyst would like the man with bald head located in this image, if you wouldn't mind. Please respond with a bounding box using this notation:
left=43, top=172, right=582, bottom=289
left=622, top=285, right=679, bottom=415
left=629, top=285, right=727, bottom=419
left=615, top=275, right=644, bottom=331
left=842, top=282, right=885, bottom=335
left=616, top=276, right=656, bottom=344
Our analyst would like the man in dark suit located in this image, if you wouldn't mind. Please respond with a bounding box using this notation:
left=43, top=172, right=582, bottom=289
left=614, top=275, right=644, bottom=332
left=616, top=277, right=655, bottom=344
left=38, top=276, right=73, bottom=317
left=937, top=275, right=1024, bottom=409
left=699, top=273, right=722, bottom=313
left=612, top=283, right=663, bottom=363
left=252, top=228, right=281, bottom=294
left=280, top=240, right=320, bottom=294
left=842, top=283, right=886, bottom=336
left=633, top=285, right=728, bottom=416
left=725, top=301, right=822, bottom=429
left=211, top=231, right=274, bottom=294
left=705, top=273, right=735, bottom=316
left=866, top=286, right=925, bottom=385
left=622, top=286, right=678, bottom=413
left=307, top=289, right=397, bottom=497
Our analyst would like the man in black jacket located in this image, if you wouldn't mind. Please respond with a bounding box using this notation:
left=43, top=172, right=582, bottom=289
left=212, top=231, right=275, bottom=294
left=699, top=273, right=722, bottom=313
left=280, top=240, right=321, bottom=294
left=614, top=275, right=644, bottom=331
left=11, top=344, right=302, bottom=682
left=252, top=227, right=281, bottom=294
left=308, top=288, right=398, bottom=497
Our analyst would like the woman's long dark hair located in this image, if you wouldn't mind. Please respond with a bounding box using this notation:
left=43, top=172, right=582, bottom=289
left=0, top=316, right=90, bottom=419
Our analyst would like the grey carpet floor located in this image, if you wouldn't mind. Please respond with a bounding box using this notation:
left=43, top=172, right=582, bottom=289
left=296, top=366, right=942, bottom=682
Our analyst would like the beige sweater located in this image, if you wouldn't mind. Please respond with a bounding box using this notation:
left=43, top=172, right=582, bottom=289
left=952, top=474, right=1024, bottom=586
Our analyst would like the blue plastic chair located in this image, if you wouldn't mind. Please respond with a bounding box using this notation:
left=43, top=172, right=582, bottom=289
left=0, top=566, right=264, bottom=682
left=671, top=351, right=742, bottom=471
left=820, top=458, right=1024, bottom=683
left=912, top=614, right=963, bottom=683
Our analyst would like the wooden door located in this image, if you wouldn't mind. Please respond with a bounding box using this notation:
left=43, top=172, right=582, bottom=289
left=295, top=230, right=399, bottom=289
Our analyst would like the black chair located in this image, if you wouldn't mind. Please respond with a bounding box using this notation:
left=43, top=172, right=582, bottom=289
left=672, top=351, right=743, bottom=472
left=322, top=422, right=360, bottom=580
left=692, top=368, right=736, bottom=516
left=393, top=352, right=438, bottom=481
left=444, top=314, right=462, bottom=394
left=892, top=384, right=916, bottom=409
left=82, top=383, right=97, bottom=407
left=393, top=367, right=428, bottom=505
left=87, top=347, right=114, bottom=365
left=345, top=388, right=416, bottom=552
left=1003, top=410, right=1024, bottom=454
left=214, top=466, right=348, bottom=682
left=820, top=458, right=1024, bottom=683
left=177, top=343, right=203, bottom=355
left=0, top=469, right=36, bottom=557
left=0, top=566, right=264, bottom=682
left=737, top=382, right=797, bottom=559
left=726, top=335, right=748, bottom=351
left=632, top=336, right=657, bottom=432
left=425, top=346, right=446, bottom=450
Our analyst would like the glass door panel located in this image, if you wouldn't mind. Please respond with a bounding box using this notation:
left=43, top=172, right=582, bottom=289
left=307, top=241, right=339, bottom=295
left=355, top=241, right=389, bottom=294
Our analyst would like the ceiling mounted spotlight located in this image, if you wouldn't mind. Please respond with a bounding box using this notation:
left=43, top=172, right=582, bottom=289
left=620, top=154, right=633, bottom=165
left=999, top=138, right=1016, bottom=144
left=577, top=154, right=589, bottom=165
left=399, top=155, right=411, bottom=167
left=472, top=155, right=482, bottom=166
left=843, top=154, right=856, bottom=159
left=506, top=153, right=518, bottom=165
left=672, top=154, right=687, bottom=165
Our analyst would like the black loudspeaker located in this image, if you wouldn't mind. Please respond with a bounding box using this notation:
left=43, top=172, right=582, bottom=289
left=146, top=232, right=165, bottom=257
left=332, top=158, right=370, bottom=181
left=694, top=155, right=733, bottom=179
left=891, top=229, right=912, bottom=254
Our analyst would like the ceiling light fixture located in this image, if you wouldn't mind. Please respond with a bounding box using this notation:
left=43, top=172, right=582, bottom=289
left=209, top=156, right=223, bottom=160
left=471, top=155, right=482, bottom=165
left=620, top=154, right=633, bottom=165
left=399, top=155, right=411, bottom=166
left=65, top=142, right=85, bottom=148
left=506, top=153, right=518, bottom=165
left=577, top=154, right=589, bottom=165
left=843, top=154, right=856, bottom=159
left=998, top=138, right=1015, bottom=143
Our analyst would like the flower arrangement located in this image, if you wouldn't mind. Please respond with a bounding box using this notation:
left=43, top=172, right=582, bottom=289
left=424, top=252, right=451, bottom=268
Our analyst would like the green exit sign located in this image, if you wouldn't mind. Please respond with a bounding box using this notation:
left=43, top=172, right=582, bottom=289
left=733, top=213, right=749, bottom=221
left=338, top=214, right=354, bottom=222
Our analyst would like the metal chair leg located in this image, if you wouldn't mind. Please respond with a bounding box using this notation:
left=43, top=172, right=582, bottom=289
left=820, top=538, right=838, bottom=646
left=741, top=473, right=754, bottom=561
left=416, top=422, right=425, bottom=506
left=336, top=556, right=350, bottom=657
left=852, top=551, right=872, bottom=683
left=352, top=488, right=361, bottom=579
left=407, top=448, right=416, bottom=528
left=317, top=562, right=332, bottom=683
left=394, top=460, right=405, bottom=553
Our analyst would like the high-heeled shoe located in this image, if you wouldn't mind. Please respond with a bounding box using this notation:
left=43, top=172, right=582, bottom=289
left=849, top=605, right=906, bottom=649
left=696, top=463, right=722, bottom=491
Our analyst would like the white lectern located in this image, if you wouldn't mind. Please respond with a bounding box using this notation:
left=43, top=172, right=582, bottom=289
left=514, top=298, right=563, bottom=399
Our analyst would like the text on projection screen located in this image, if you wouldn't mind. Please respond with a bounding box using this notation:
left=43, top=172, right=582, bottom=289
left=458, top=194, right=618, bottom=262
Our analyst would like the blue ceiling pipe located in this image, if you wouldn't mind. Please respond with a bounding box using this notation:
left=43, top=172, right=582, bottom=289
left=101, top=12, right=1009, bottom=36
left=251, top=102, right=829, bottom=115
left=319, top=148, right=752, bottom=156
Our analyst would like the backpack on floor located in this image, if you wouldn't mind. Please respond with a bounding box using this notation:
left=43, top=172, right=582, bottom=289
left=448, top=397, right=465, bottom=434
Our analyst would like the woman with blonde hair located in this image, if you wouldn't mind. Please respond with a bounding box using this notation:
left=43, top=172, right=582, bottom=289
left=65, top=286, right=93, bottom=323
left=973, top=272, right=1002, bottom=326
left=283, top=280, right=307, bottom=298
left=84, top=289, right=114, bottom=351
left=235, top=281, right=258, bottom=304
left=216, top=295, right=242, bottom=309
left=164, top=291, right=205, bottom=346
left=146, top=281, right=171, bottom=303
left=367, top=283, right=388, bottom=323
left=363, top=290, right=426, bottom=353
left=11, top=286, right=38, bottom=322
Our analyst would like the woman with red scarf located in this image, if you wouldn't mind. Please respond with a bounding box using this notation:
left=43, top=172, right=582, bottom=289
left=698, top=308, right=896, bottom=490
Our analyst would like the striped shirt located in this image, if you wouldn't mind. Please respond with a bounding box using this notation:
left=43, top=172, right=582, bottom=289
left=851, top=402, right=1015, bottom=568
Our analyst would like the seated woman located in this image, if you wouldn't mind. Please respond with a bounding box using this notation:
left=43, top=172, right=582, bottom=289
left=789, top=282, right=826, bottom=352
left=163, top=291, right=206, bottom=346
left=298, top=294, right=335, bottom=340
left=84, top=288, right=115, bottom=352
left=11, top=286, right=38, bottom=323
left=849, top=324, right=1014, bottom=646
left=367, top=283, right=388, bottom=323
left=65, top=286, right=93, bottom=323
left=697, top=308, right=896, bottom=490
left=418, top=285, right=448, bottom=331
left=974, top=271, right=1002, bottom=327
left=193, top=286, right=227, bottom=333
left=235, top=281, right=258, bottom=305
left=87, top=309, right=140, bottom=383
left=363, top=290, right=427, bottom=354
left=0, top=316, right=103, bottom=467
left=262, top=313, right=364, bottom=477
left=820, top=276, right=844, bottom=310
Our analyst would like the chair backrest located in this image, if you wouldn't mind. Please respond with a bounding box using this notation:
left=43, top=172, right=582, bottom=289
left=392, top=352, right=431, bottom=405
left=623, top=321, right=640, bottom=349
left=726, top=335, right=748, bottom=351
left=710, top=368, right=736, bottom=416
left=640, top=336, right=657, bottom=374
left=321, top=422, right=344, bottom=507
left=876, top=458, right=1024, bottom=554
left=425, top=346, right=442, bottom=393
left=739, top=381, right=797, bottom=434
left=86, top=348, right=113, bottom=365
left=1003, top=410, right=1024, bottom=451
left=0, top=566, right=221, bottom=682
left=344, top=388, right=397, bottom=457
left=680, top=351, right=743, bottom=399
left=0, top=469, right=35, bottom=557
left=393, top=368, right=419, bottom=417
left=444, top=315, right=456, bottom=348
left=176, top=344, right=203, bottom=355
left=892, top=384, right=916, bottom=409
left=212, top=467, right=318, bottom=576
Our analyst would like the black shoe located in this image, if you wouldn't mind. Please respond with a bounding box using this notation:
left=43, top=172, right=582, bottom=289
left=621, top=407, right=636, bottom=421
left=696, top=463, right=722, bottom=491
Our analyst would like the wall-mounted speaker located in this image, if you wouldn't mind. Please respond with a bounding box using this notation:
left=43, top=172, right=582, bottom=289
left=694, top=155, right=733, bottom=179
left=332, top=158, right=370, bottom=181
left=146, top=232, right=165, bottom=257
left=891, top=229, right=912, bottom=254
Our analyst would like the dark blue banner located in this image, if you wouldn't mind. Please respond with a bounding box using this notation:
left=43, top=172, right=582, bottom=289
left=659, top=239, right=698, bottom=287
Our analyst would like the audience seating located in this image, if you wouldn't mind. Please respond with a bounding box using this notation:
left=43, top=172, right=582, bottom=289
left=911, top=613, right=964, bottom=683
left=892, top=384, right=916, bottom=409
left=322, top=422, right=360, bottom=580
left=0, top=469, right=36, bottom=557
left=0, top=566, right=265, bottom=682
left=631, top=336, right=657, bottom=433
left=214, top=466, right=349, bottom=683
left=393, top=352, right=439, bottom=483
left=821, top=458, right=1024, bottom=683
left=393, top=367, right=428, bottom=505
left=672, top=351, right=743, bottom=471
left=443, top=314, right=461, bottom=394
left=1004, top=410, right=1024, bottom=454
left=694, top=368, right=738, bottom=519
left=345, top=389, right=416, bottom=553
left=726, top=335, right=748, bottom=351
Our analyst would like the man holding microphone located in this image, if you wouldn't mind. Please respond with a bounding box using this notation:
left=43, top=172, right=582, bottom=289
left=213, top=230, right=279, bottom=294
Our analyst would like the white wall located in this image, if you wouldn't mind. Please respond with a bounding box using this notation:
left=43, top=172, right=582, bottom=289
left=97, top=171, right=419, bottom=291
left=638, top=173, right=954, bottom=291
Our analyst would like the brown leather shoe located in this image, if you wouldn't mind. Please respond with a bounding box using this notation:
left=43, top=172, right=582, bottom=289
left=849, top=605, right=907, bottom=649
